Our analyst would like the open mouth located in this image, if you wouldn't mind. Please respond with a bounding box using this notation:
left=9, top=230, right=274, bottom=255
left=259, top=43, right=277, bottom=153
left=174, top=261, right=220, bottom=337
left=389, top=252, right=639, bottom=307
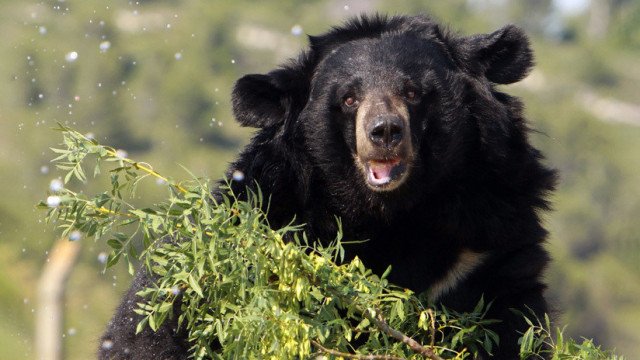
left=366, top=158, right=407, bottom=188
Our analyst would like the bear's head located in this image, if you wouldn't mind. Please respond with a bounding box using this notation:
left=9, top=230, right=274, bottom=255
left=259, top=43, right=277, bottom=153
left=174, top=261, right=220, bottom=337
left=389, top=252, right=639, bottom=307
left=232, top=15, right=547, bottom=217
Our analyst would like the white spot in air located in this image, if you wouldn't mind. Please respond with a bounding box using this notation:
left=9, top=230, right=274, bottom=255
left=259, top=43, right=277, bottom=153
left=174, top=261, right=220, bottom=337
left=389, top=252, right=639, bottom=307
left=85, top=132, right=95, bottom=140
left=69, top=230, right=82, bottom=241
left=40, top=165, right=49, bottom=174
left=232, top=170, right=245, bottom=182
left=46, top=196, right=61, bottom=207
left=38, top=26, right=47, bottom=35
left=291, top=24, right=303, bottom=36
left=155, top=178, right=166, bottom=186
left=99, top=41, right=111, bottom=52
left=115, top=149, right=128, bottom=159
left=344, top=5, right=350, bottom=10
left=174, top=52, right=182, bottom=60
left=171, top=285, right=180, bottom=295
left=97, top=252, right=108, bottom=264
left=38, top=93, right=44, bottom=99
left=101, top=340, right=114, bottom=350
left=49, top=179, right=64, bottom=192
left=65, top=51, right=78, bottom=62
left=230, top=59, right=236, bottom=64
left=23, top=298, right=29, bottom=304
left=74, top=95, right=80, bottom=101
left=68, top=328, right=77, bottom=336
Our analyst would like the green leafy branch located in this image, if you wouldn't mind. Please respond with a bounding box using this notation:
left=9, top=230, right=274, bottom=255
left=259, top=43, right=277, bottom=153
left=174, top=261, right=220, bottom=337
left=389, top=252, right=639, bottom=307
left=39, top=125, right=622, bottom=360
left=518, top=314, right=624, bottom=360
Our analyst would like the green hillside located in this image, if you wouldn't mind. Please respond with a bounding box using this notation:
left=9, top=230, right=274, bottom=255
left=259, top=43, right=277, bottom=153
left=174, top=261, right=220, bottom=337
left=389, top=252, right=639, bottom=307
left=1, top=1, right=638, bottom=358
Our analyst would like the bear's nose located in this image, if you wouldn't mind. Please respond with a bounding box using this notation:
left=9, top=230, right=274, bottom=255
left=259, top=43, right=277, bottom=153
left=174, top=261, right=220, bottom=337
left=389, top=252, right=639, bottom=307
left=367, top=115, right=404, bottom=148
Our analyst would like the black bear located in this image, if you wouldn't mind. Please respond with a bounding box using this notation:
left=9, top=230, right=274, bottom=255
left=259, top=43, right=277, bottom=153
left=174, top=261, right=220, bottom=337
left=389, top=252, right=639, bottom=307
left=99, top=14, right=556, bottom=359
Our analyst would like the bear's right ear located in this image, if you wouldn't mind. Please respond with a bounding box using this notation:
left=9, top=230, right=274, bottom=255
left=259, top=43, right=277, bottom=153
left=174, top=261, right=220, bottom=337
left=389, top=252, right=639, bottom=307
left=460, top=25, right=534, bottom=84
left=232, top=74, right=287, bottom=128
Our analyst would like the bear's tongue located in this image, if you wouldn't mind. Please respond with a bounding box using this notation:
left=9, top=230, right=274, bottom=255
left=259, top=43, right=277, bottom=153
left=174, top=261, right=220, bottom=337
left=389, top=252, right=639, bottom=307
left=368, top=159, right=400, bottom=185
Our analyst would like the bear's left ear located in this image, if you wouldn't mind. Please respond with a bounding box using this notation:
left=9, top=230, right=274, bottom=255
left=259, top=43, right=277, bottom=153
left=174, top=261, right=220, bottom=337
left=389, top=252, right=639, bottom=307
left=463, top=25, right=533, bottom=84
left=232, top=73, right=288, bottom=128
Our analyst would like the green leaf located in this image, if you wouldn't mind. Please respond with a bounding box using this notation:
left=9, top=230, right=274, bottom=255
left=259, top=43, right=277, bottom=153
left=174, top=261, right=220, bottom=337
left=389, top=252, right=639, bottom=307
left=135, top=317, right=148, bottom=334
left=188, top=274, right=204, bottom=298
left=106, top=253, right=121, bottom=268
left=107, top=238, right=123, bottom=250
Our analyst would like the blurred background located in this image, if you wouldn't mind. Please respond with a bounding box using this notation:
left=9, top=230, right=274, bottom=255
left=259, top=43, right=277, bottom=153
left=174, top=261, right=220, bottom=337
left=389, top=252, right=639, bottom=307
left=1, top=0, right=639, bottom=358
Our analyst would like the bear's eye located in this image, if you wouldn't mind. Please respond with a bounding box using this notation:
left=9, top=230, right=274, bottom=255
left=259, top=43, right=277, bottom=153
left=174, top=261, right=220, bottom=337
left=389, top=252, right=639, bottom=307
left=343, top=96, right=358, bottom=107
left=404, top=88, right=420, bottom=102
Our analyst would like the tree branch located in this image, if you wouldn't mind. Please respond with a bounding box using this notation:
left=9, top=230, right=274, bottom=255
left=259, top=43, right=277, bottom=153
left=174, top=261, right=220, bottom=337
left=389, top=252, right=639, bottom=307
left=366, top=308, right=445, bottom=360
left=311, top=340, right=407, bottom=360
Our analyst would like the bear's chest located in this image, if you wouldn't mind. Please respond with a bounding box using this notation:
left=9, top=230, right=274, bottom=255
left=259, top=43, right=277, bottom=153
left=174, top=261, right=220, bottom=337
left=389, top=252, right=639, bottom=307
left=303, top=210, right=482, bottom=294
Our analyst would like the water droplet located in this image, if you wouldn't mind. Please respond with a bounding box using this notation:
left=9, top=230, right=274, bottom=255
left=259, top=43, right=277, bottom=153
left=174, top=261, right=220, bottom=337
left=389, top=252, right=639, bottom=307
left=99, top=41, right=111, bottom=52
left=65, top=51, right=78, bottom=62
left=46, top=196, right=61, bottom=207
left=69, top=230, right=82, bottom=241
left=101, top=339, right=114, bottom=350
left=115, top=149, right=128, bottom=159
left=49, top=179, right=64, bottom=192
left=232, top=170, right=245, bottom=182
left=291, top=24, right=303, bottom=36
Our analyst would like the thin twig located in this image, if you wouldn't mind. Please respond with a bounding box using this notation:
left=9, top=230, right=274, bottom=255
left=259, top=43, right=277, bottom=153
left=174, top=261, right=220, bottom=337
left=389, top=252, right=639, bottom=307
left=311, top=340, right=407, bottom=360
left=366, top=309, right=445, bottom=360
left=427, top=308, right=436, bottom=348
left=103, top=147, right=189, bottom=194
left=64, top=125, right=188, bottom=194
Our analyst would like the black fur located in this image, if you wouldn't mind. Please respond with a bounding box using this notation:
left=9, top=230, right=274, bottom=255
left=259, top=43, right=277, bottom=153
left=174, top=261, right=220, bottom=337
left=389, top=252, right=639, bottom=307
left=100, top=14, right=556, bottom=359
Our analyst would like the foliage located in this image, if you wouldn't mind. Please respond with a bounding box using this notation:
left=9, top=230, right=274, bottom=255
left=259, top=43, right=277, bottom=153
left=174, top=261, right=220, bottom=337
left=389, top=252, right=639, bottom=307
left=40, top=125, right=623, bottom=359
left=519, top=314, right=623, bottom=360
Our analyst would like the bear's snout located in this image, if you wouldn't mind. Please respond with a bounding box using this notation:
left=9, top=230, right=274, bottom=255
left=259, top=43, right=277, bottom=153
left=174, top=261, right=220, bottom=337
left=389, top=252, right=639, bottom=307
left=366, top=114, right=404, bottom=149
left=354, top=94, right=414, bottom=192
